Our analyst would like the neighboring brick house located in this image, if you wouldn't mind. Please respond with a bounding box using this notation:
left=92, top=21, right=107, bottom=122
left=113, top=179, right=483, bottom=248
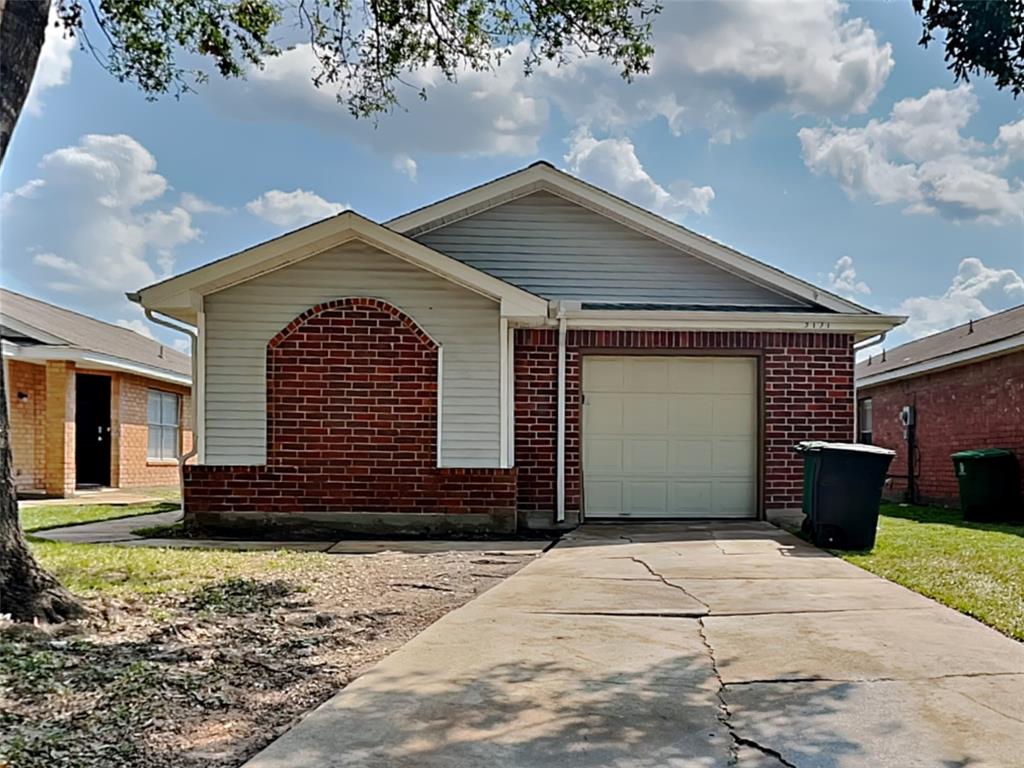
left=134, top=162, right=902, bottom=534
left=2, top=288, right=193, bottom=497
left=856, top=305, right=1024, bottom=506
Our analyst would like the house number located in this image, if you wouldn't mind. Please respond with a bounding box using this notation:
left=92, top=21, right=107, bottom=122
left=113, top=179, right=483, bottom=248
left=803, top=321, right=832, bottom=329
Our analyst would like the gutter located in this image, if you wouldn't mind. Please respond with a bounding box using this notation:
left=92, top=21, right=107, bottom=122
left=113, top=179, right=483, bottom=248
left=141, top=307, right=199, bottom=517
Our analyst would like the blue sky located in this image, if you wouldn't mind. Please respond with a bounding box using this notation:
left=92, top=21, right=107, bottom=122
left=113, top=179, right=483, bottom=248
left=1, top=0, right=1021, bottom=354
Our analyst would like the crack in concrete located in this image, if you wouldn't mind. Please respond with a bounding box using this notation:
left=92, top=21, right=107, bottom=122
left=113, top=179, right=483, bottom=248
left=529, top=610, right=708, bottom=619
left=725, top=671, right=1024, bottom=687
left=632, top=555, right=797, bottom=767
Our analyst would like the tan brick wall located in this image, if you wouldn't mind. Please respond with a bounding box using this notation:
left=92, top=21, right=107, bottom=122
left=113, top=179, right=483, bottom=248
left=7, top=360, right=47, bottom=493
left=43, top=360, right=75, bottom=496
left=113, top=372, right=194, bottom=488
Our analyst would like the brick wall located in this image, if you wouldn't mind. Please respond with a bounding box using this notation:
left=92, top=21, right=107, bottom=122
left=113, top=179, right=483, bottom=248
left=111, top=371, right=193, bottom=489
left=7, top=360, right=47, bottom=493
left=514, top=329, right=855, bottom=515
left=861, top=350, right=1024, bottom=505
left=185, top=298, right=517, bottom=531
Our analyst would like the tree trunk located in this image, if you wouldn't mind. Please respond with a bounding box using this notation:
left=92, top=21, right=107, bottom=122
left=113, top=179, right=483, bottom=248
left=0, top=357, right=84, bottom=623
left=0, top=0, right=82, bottom=622
left=0, top=0, right=51, bottom=163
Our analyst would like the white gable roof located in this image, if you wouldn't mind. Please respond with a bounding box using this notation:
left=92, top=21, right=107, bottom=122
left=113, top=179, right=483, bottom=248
left=387, top=162, right=875, bottom=315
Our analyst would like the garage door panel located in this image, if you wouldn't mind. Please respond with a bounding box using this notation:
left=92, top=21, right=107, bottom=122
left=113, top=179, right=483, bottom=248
left=671, top=481, right=713, bottom=513
left=669, top=357, right=715, bottom=393
left=714, top=439, right=756, bottom=473
left=669, top=396, right=715, bottom=433
left=715, top=480, right=757, bottom=517
left=585, top=394, right=624, bottom=431
left=584, top=358, right=625, bottom=391
left=623, top=396, right=669, bottom=434
left=623, top=358, right=670, bottom=391
left=624, top=482, right=669, bottom=516
left=671, top=440, right=714, bottom=473
left=585, top=481, right=623, bottom=515
left=583, top=356, right=757, bottom=519
left=715, top=359, right=758, bottom=394
left=586, top=439, right=623, bottom=472
left=714, top=395, right=757, bottom=434
left=625, top=439, right=670, bottom=473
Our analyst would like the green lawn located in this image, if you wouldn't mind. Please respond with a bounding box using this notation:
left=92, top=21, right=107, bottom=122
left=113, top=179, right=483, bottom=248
left=28, top=539, right=327, bottom=596
left=840, top=504, right=1024, bottom=641
left=18, top=501, right=179, bottom=533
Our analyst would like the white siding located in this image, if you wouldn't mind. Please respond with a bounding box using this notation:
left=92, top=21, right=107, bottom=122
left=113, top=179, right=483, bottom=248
left=203, top=241, right=500, bottom=466
left=416, top=192, right=809, bottom=307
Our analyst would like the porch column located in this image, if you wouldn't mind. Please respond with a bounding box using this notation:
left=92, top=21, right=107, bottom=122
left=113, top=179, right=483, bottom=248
left=43, top=360, right=75, bottom=497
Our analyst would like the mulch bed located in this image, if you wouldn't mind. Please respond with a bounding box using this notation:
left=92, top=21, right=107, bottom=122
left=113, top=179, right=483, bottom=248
left=1, top=550, right=530, bottom=767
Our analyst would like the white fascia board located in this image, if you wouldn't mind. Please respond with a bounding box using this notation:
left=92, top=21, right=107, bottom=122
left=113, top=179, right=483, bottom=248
left=134, top=212, right=547, bottom=322
left=857, top=333, right=1024, bottom=389
left=564, top=309, right=906, bottom=341
left=387, top=163, right=875, bottom=315
left=3, top=344, right=191, bottom=386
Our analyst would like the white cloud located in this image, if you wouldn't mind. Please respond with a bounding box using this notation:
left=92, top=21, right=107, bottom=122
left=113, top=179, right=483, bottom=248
left=826, top=255, right=871, bottom=299
left=115, top=318, right=156, bottom=339
left=23, top=8, right=74, bottom=116
left=1, top=178, right=46, bottom=211
left=799, top=86, right=1024, bottom=224
left=392, top=154, right=418, bottom=180
left=564, top=129, right=714, bottom=218
left=997, top=118, right=1024, bottom=161
left=245, top=188, right=349, bottom=228
left=171, top=338, right=191, bottom=354
left=179, top=192, right=227, bottom=214
left=0, top=134, right=200, bottom=315
left=204, top=1, right=890, bottom=158
left=896, top=257, right=1024, bottom=338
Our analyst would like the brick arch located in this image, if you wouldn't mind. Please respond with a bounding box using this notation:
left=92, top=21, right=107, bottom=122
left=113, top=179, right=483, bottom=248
left=265, top=297, right=440, bottom=479
left=267, top=297, right=439, bottom=351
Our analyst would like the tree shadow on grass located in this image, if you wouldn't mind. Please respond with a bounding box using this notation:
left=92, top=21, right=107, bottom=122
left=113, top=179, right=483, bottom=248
left=880, top=503, right=1024, bottom=539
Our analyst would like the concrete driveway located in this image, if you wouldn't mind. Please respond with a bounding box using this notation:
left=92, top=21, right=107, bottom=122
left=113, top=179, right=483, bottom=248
left=243, top=522, right=1024, bottom=768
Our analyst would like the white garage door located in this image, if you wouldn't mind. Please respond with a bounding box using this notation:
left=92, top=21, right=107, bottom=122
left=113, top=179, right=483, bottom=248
left=582, top=356, right=757, bottom=519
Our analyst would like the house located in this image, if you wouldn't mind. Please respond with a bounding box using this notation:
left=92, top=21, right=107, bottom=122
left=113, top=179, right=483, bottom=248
left=132, top=162, right=903, bottom=534
left=856, top=304, right=1024, bottom=506
left=1, top=288, right=193, bottom=497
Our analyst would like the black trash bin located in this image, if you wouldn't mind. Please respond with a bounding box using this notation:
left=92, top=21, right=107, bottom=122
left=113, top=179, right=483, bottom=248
left=796, top=441, right=895, bottom=550
left=951, top=449, right=1021, bottom=522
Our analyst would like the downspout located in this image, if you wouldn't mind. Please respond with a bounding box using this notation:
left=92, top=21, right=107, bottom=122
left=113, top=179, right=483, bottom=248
left=142, top=308, right=198, bottom=514
left=556, top=306, right=567, bottom=523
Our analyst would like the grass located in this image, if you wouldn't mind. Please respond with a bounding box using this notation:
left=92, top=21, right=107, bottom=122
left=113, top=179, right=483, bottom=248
left=19, top=501, right=179, bottom=533
left=28, top=539, right=328, bottom=596
left=839, top=503, right=1024, bottom=641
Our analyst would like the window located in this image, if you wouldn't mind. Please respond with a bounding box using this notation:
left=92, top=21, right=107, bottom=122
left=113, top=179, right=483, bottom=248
left=858, top=398, right=873, bottom=445
left=148, top=390, right=180, bottom=460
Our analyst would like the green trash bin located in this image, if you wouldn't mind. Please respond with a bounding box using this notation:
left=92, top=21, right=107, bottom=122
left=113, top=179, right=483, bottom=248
left=951, top=449, right=1021, bottom=522
left=796, top=441, right=895, bottom=550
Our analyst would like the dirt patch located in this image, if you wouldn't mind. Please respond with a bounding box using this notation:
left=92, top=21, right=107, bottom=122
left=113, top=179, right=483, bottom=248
left=1, top=550, right=530, bottom=767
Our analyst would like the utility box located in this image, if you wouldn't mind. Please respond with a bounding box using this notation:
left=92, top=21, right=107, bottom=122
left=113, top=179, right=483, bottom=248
left=951, top=449, right=1021, bottom=522
left=797, top=442, right=895, bottom=550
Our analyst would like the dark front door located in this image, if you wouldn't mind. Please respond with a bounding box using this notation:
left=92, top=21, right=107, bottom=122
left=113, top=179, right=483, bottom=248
left=75, top=374, right=111, bottom=487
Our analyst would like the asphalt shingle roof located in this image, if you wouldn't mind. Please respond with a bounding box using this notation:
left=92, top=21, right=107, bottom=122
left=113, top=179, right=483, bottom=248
left=856, top=303, right=1024, bottom=380
left=0, top=288, right=191, bottom=378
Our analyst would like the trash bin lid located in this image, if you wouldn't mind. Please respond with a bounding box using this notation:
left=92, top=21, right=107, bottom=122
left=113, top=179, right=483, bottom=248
left=795, top=441, right=896, bottom=456
left=950, top=448, right=1015, bottom=460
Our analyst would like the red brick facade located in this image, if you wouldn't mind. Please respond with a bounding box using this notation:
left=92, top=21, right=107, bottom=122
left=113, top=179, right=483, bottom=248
left=7, top=360, right=192, bottom=497
left=860, top=350, right=1024, bottom=505
left=514, top=329, right=855, bottom=515
left=184, top=298, right=517, bottom=532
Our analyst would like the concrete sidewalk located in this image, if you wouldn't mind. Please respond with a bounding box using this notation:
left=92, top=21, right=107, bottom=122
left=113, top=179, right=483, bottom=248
left=32, top=511, right=549, bottom=556
left=242, top=521, right=1024, bottom=768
